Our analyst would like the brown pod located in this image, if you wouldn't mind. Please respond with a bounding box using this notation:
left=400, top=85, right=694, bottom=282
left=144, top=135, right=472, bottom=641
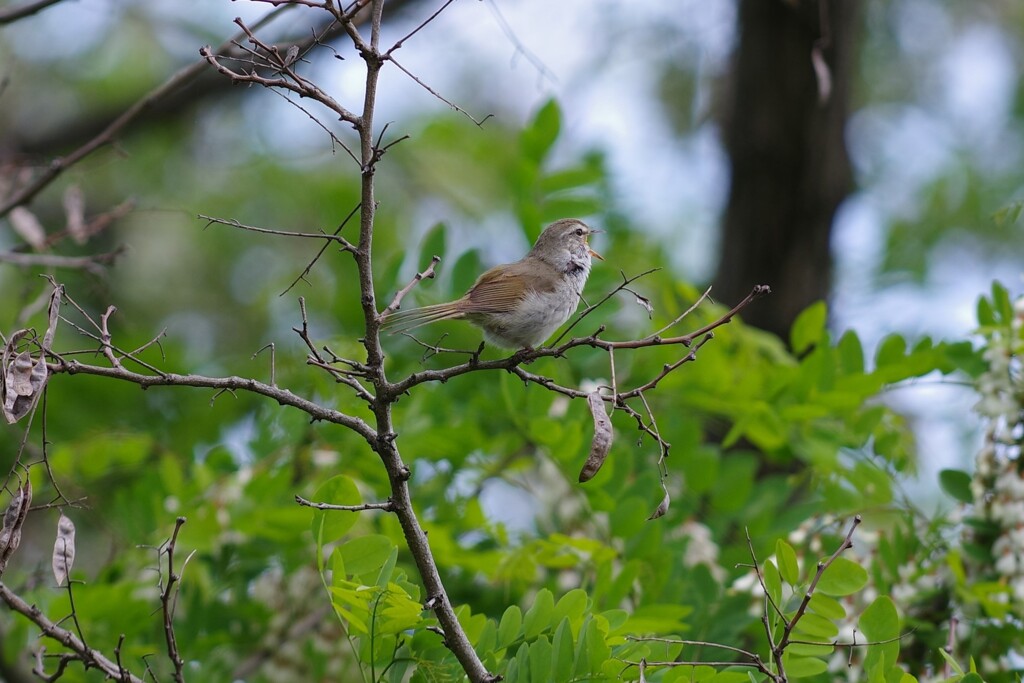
left=579, top=391, right=613, bottom=482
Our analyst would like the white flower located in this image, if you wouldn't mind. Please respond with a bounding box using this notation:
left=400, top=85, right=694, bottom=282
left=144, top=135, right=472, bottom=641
left=994, top=550, right=1018, bottom=577
left=1011, top=576, right=1024, bottom=602
left=995, top=472, right=1024, bottom=499
left=993, top=500, right=1024, bottom=525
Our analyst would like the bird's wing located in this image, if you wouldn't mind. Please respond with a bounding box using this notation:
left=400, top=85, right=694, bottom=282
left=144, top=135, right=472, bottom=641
left=465, top=260, right=559, bottom=312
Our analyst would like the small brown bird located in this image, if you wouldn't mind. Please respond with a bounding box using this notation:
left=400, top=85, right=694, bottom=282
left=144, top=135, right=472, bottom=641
left=382, top=219, right=602, bottom=348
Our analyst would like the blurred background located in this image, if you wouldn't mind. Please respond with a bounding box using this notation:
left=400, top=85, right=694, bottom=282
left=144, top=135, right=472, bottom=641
left=1, top=0, right=1024, bottom=679
left=3, top=0, right=1022, bottom=484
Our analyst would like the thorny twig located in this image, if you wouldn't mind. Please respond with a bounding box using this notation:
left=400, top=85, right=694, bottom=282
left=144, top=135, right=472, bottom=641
left=295, top=495, right=396, bottom=512
left=199, top=214, right=358, bottom=252
left=158, top=517, right=190, bottom=683
left=0, top=8, right=290, bottom=219
left=1, top=581, right=145, bottom=682
left=281, top=203, right=361, bottom=296
left=382, top=255, right=440, bottom=317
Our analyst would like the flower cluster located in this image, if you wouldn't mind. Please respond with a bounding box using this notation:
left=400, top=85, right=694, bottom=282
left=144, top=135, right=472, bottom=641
left=971, top=292, right=1024, bottom=601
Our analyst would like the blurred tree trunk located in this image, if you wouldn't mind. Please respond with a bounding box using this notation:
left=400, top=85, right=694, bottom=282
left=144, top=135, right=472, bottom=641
left=714, top=0, right=859, bottom=340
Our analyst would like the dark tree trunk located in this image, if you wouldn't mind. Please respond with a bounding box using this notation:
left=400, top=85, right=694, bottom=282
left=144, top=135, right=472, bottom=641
left=714, top=0, right=859, bottom=340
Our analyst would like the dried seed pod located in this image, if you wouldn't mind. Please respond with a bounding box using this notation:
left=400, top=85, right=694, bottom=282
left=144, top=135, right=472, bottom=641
left=63, top=185, right=87, bottom=245
left=578, top=391, right=613, bottom=483
left=0, top=481, right=32, bottom=566
left=52, top=513, right=76, bottom=587
left=9, top=207, right=46, bottom=250
left=648, top=489, right=670, bottom=520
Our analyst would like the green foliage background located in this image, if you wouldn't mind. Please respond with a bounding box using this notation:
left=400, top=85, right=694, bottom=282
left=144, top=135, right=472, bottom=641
left=2, top=3, right=1024, bottom=682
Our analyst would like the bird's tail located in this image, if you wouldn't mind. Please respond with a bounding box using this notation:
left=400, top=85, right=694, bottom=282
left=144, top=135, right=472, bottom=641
left=379, top=301, right=465, bottom=336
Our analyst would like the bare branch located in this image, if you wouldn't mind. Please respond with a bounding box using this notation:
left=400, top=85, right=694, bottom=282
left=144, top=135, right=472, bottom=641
left=0, top=0, right=65, bottom=24
left=158, top=517, right=187, bottom=683
left=199, top=214, right=358, bottom=251
left=281, top=202, right=361, bottom=296
left=295, top=495, right=395, bottom=512
left=646, top=285, right=712, bottom=340
left=0, top=7, right=290, bottom=218
left=389, top=285, right=769, bottom=396
left=386, top=55, right=493, bottom=127
left=198, top=18, right=360, bottom=127
left=0, top=248, right=124, bottom=272
left=381, top=255, right=440, bottom=317
left=0, top=583, right=145, bottom=682
left=776, top=516, right=862, bottom=654
left=48, top=358, right=377, bottom=443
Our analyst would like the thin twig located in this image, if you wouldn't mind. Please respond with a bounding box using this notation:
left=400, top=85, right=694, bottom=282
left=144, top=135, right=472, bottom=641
left=385, top=56, right=493, bottom=127
left=281, top=203, right=361, bottom=296
left=251, top=343, right=276, bottom=388
left=48, top=357, right=377, bottom=442
left=0, top=0, right=64, bottom=24
left=98, top=306, right=122, bottom=369
left=295, top=495, right=395, bottom=512
left=646, top=285, right=713, bottom=340
left=0, top=248, right=124, bottom=271
left=776, top=516, right=862, bottom=654
left=0, top=583, right=145, bottom=682
left=0, top=7, right=290, bottom=219
left=381, top=255, right=440, bottom=317
left=158, top=517, right=187, bottom=683
left=199, top=214, right=357, bottom=251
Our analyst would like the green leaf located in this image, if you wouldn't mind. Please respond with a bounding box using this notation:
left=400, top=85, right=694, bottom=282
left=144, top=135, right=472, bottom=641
left=419, top=222, right=446, bottom=276
left=937, top=648, right=963, bottom=676
left=992, top=201, right=1024, bottom=227
left=540, top=165, right=603, bottom=193
left=330, top=547, right=346, bottom=587
left=763, top=560, right=783, bottom=607
left=450, top=248, right=482, bottom=296
left=584, top=618, right=610, bottom=674
left=498, top=605, right=523, bottom=648
left=339, top=535, right=395, bottom=577
left=790, top=301, right=827, bottom=354
left=776, top=539, right=800, bottom=585
left=529, top=635, right=552, bottom=683
left=783, top=653, right=828, bottom=678
left=310, top=475, right=361, bottom=551
left=505, top=654, right=520, bottom=683
left=792, top=612, right=839, bottom=640
left=600, top=609, right=628, bottom=633
left=837, top=330, right=865, bottom=374
left=860, top=596, right=900, bottom=675
left=992, top=281, right=1013, bottom=321
left=977, top=294, right=996, bottom=326
left=816, top=556, right=868, bottom=596
left=515, top=642, right=531, bottom=681
left=523, top=588, right=555, bottom=640
left=787, top=641, right=834, bottom=657
left=374, top=547, right=398, bottom=588
left=807, top=593, right=846, bottom=621
left=521, top=99, right=561, bottom=163
left=551, top=617, right=574, bottom=681
left=938, top=469, right=974, bottom=504
left=552, top=588, right=588, bottom=633
left=875, top=334, right=907, bottom=367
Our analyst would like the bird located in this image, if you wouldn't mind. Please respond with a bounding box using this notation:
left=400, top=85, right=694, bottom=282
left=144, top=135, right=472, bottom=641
left=381, top=218, right=602, bottom=349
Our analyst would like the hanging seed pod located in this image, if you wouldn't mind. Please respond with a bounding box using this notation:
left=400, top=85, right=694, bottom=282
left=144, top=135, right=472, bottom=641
left=578, top=391, right=613, bottom=483
left=52, top=513, right=76, bottom=587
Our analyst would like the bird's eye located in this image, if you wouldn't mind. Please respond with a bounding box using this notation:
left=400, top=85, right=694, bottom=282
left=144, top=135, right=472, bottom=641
left=574, top=228, right=584, bottom=236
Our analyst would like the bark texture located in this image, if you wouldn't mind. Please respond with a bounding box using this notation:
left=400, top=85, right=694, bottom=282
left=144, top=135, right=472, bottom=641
left=715, top=0, right=859, bottom=340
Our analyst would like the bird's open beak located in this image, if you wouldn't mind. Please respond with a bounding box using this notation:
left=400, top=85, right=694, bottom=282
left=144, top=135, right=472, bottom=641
left=587, top=229, right=604, bottom=260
